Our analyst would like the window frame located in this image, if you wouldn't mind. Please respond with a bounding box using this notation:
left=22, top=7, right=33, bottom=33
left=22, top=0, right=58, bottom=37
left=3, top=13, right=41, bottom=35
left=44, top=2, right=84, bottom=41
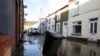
left=72, top=21, right=82, bottom=36
left=56, top=12, right=61, bottom=21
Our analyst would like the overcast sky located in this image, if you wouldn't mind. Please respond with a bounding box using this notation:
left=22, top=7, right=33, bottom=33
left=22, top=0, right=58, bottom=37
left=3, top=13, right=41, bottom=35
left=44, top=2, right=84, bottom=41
left=24, top=0, right=68, bottom=21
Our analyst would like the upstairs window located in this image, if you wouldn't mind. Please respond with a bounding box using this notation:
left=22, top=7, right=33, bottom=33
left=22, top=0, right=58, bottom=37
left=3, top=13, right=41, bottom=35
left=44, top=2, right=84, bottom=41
left=47, top=17, right=50, bottom=24
left=73, top=1, right=79, bottom=16
left=56, top=12, right=61, bottom=21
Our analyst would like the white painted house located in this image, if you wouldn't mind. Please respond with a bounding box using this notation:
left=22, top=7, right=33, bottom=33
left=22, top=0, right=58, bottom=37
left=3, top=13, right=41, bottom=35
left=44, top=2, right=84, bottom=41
left=39, top=18, right=47, bottom=34
left=68, top=0, right=100, bottom=41
left=47, top=14, right=56, bottom=33
left=55, top=5, right=69, bottom=38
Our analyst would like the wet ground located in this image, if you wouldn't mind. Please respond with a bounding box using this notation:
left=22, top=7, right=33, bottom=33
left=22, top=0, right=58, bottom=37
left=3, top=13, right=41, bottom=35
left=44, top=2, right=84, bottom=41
left=58, top=39, right=100, bottom=56
left=13, top=34, right=45, bottom=56
left=13, top=34, right=100, bottom=56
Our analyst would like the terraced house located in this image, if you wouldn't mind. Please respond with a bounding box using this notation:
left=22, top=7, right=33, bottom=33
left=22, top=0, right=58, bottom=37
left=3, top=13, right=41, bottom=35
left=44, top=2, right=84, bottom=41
left=39, top=18, right=47, bottom=34
left=46, top=5, right=69, bottom=38
left=0, top=0, right=24, bottom=56
left=47, top=13, right=56, bottom=33
left=68, top=0, right=100, bottom=42
left=55, top=5, right=69, bottom=38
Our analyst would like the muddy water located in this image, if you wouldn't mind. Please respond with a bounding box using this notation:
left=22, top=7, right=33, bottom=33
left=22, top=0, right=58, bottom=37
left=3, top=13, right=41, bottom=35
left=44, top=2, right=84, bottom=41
left=14, top=34, right=100, bottom=56
left=13, top=34, right=45, bottom=56
left=58, top=39, right=100, bottom=56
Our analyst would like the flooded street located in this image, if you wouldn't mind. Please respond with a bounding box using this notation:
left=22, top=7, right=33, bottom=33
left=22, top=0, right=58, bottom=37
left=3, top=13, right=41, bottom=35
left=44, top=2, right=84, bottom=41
left=23, top=34, right=45, bottom=56
left=14, top=34, right=100, bottom=56
left=58, top=39, right=100, bottom=56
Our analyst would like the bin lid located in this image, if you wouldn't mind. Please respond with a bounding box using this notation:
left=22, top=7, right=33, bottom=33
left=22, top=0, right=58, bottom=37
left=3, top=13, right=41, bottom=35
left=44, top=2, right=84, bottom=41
left=50, top=33, right=64, bottom=39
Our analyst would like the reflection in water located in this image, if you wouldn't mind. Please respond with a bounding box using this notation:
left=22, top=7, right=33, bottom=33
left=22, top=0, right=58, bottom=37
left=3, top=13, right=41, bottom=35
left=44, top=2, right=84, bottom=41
left=14, top=34, right=100, bottom=56
left=14, top=34, right=44, bottom=56
left=71, top=43, right=81, bottom=56
left=88, top=43, right=97, bottom=56
left=58, top=40, right=100, bottom=56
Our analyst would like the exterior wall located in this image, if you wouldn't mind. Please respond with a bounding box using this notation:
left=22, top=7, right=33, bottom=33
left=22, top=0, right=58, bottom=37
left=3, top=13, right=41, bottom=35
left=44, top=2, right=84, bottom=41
left=68, top=9, right=100, bottom=39
left=19, top=0, right=24, bottom=35
left=79, top=0, right=100, bottom=14
left=68, top=0, right=100, bottom=41
left=69, top=0, right=100, bottom=17
left=55, top=5, right=69, bottom=37
left=40, top=19, right=47, bottom=34
left=0, top=35, right=12, bottom=56
left=0, top=0, right=15, bottom=36
left=47, top=14, right=55, bottom=33
left=60, top=6, right=69, bottom=34
left=0, top=0, right=24, bottom=56
left=47, top=17, right=51, bottom=31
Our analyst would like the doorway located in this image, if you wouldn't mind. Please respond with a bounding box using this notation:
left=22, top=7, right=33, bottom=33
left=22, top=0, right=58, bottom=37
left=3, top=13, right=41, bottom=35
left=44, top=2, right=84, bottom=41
left=89, top=18, right=98, bottom=41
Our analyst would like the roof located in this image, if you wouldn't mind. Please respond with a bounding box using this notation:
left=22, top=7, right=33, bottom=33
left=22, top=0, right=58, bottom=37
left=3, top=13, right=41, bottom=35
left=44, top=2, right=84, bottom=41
left=46, top=5, right=69, bottom=18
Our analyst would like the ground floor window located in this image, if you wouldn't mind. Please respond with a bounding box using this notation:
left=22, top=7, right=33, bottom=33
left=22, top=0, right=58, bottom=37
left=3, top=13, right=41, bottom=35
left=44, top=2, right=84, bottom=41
left=72, top=21, right=81, bottom=35
left=47, top=26, right=50, bottom=31
left=73, top=25, right=81, bottom=33
left=56, top=23, right=60, bottom=33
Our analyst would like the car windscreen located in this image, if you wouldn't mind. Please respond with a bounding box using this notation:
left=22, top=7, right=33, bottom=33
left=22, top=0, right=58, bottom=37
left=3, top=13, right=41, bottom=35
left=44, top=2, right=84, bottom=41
left=33, top=28, right=38, bottom=30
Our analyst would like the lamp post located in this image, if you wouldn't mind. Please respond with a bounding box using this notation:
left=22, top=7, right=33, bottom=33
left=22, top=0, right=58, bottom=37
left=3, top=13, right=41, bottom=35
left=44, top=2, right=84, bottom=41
left=39, top=8, right=42, bottom=34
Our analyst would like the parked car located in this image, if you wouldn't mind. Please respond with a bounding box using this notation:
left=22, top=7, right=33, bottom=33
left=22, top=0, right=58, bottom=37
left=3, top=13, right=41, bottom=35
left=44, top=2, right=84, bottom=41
left=27, top=28, right=33, bottom=36
left=32, top=28, right=40, bottom=35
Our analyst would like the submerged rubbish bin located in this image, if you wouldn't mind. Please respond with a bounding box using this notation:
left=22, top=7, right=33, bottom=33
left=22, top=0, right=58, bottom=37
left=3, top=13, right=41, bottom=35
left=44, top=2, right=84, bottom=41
left=43, top=31, right=64, bottom=55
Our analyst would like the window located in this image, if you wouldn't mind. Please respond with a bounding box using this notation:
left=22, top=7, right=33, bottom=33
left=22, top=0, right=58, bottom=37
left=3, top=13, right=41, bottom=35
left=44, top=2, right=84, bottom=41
left=72, top=21, right=81, bottom=35
left=47, top=18, right=50, bottom=24
left=90, top=18, right=98, bottom=34
left=64, top=22, right=67, bottom=25
left=49, top=26, right=50, bottom=30
left=56, top=23, right=60, bottom=33
left=52, top=25, right=55, bottom=31
left=90, top=23, right=93, bottom=33
left=56, top=12, right=61, bottom=21
left=73, top=1, right=79, bottom=16
left=47, top=26, right=50, bottom=31
left=94, top=22, right=97, bottom=33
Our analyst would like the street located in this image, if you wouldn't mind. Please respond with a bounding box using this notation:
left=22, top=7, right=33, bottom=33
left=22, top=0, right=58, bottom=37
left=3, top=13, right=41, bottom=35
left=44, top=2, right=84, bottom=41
left=13, top=34, right=100, bottom=56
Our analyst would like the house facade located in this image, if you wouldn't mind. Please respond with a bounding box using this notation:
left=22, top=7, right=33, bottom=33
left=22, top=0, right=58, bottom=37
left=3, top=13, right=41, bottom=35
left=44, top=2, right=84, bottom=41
left=39, top=18, right=47, bottom=34
left=47, top=14, right=56, bottom=33
left=0, top=0, right=24, bottom=56
left=55, top=5, right=69, bottom=37
left=46, top=5, right=69, bottom=37
left=68, top=0, right=100, bottom=41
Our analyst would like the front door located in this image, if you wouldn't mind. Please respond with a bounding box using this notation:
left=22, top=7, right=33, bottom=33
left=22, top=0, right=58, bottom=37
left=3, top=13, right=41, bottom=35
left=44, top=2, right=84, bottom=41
left=62, top=21, right=68, bottom=37
left=89, top=19, right=98, bottom=41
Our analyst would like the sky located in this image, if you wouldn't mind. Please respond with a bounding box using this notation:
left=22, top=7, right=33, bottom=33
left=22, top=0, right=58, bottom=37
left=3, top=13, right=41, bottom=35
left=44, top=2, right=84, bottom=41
left=24, top=0, right=68, bottom=21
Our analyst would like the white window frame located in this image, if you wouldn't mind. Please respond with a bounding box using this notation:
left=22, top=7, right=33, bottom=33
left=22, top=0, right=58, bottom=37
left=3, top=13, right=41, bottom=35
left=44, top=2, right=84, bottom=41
left=73, top=1, right=79, bottom=16
left=72, top=21, right=81, bottom=35
left=56, top=23, right=60, bottom=33
left=56, top=12, right=61, bottom=21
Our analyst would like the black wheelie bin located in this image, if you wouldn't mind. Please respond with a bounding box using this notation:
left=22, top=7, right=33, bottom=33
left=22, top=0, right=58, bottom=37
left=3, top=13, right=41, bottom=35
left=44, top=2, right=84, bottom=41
left=43, top=31, right=64, bottom=55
